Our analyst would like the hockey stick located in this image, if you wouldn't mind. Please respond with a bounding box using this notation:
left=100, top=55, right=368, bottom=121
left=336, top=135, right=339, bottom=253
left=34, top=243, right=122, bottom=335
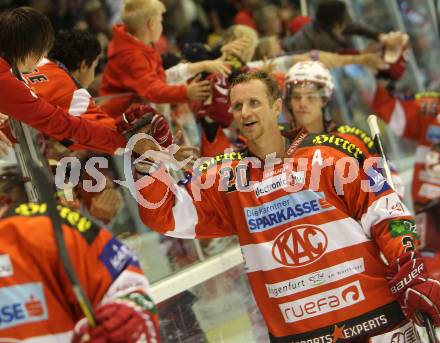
left=10, top=67, right=96, bottom=326
left=368, top=114, right=438, bottom=343
left=367, top=115, right=395, bottom=190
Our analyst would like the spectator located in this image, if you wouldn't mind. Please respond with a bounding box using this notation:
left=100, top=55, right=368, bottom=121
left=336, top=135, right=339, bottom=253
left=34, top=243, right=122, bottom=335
left=24, top=29, right=116, bottom=152
left=203, top=0, right=237, bottom=35
left=254, top=3, right=282, bottom=37
left=0, top=7, right=133, bottom=156
left=99, top=0, right=229, bottom=117
left=287, top=15, right=311, bottom=35
left=282, top=0, right=386, bottom=53
left=254, top=36, right=283, bottom=60
left=84, top=0, right=112, bottom=47
left=233, top=0, right=261, bottom=30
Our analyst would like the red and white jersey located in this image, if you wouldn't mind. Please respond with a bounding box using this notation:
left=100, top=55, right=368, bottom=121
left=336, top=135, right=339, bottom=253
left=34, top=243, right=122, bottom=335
left=24, top=58, right=117, bottom=152
left=0, top=203, right=159, bottom=342
left=0, top=58, right=125, bottom=155
left=137, top=129, right=415, bottom=342
left=371, top=86, right=440, bottom=206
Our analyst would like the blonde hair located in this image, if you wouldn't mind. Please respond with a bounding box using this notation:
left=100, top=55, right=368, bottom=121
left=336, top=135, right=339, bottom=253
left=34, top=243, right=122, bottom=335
left=224, top=25, right=259, bottom=50
left=122, top=0, right=166, bottom=32
left=254, top=36, right=278, bottom=60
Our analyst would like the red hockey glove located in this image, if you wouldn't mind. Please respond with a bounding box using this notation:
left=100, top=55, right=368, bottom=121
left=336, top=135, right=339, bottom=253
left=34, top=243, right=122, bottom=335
left=116, top=105, right=172, bottom=148
left=72, top=300, right=159, bottom=343
left=190, top=73, right=233, bottom=128
left=150, top=113, right=172, bottom=148
left=115, top=104, right=157, bottom=134
left=388, top=251, right=440, bottom=326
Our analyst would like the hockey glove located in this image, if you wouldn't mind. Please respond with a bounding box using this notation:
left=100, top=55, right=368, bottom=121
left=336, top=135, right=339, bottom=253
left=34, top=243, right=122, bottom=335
left=149, top=113, right=173, bottom=148
left=115, top=104, right=157, bottom=135
left=72, top=297, right=159, bottom=343
left=117, top=105, right=173, bottom=148
left=388, top=250, right=440, bottom=326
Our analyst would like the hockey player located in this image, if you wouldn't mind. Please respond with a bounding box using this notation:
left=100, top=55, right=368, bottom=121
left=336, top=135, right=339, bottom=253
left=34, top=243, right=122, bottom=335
left=370, top=76, right=440, bottom=277
left=0, top=7, right=137, bottom=156
left=371, top=82, right=440, bottom=218
left=24, top=29, right=116, bottom=152
left=133, top=71, right=440, bottom=342
left=0, top=168, right=160, bottom=342
left=283, top=60, right=404, bottom=197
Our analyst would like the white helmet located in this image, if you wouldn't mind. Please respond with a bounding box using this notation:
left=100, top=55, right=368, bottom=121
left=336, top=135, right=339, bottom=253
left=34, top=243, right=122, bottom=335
left=285, top=61, right=334, bottom=98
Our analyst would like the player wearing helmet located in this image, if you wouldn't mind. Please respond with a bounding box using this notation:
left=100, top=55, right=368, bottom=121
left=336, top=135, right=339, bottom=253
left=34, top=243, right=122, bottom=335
left=284, top=60, right=405, bottom=198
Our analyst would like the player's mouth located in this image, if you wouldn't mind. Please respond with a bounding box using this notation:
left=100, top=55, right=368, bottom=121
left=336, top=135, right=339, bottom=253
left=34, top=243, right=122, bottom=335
left=243, top=121, right=257, bottom=128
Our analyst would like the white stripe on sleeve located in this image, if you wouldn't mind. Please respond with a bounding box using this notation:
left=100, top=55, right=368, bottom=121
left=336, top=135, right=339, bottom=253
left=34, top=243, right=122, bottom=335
left=165, top=186, right=199, bottom=238
left=361, top=193, right=412, bottom=237
left=68, top=88, right=92, bottom=116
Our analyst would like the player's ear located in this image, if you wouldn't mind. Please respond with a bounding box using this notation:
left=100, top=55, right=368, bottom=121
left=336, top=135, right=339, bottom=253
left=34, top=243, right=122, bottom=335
left=78, top=60, right=87, bottom=72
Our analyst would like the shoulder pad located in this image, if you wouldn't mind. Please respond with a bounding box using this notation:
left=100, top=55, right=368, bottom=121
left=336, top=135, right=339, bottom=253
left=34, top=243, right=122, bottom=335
left=197, top=151, right=246, bottom=173
left=11, top=202, right=100, bottom=245
left=336, top=125, right=376, bottom=153
left=301, top=134, right=365, bottom=162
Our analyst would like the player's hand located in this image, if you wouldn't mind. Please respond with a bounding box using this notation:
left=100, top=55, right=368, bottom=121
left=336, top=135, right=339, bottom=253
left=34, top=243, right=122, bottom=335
left=89, top=188, right=122, bottom=224
left=221, top=36, right=252, bottom=59
left=116, top=104, right=157, bottom=134
left=201, top=58, right=231, bottom=77
left=388, top=251, right=440, bottom=326
left=173, top=131, right=199, bottom=170
left=72, top=301, right=156, bottom=343
left=187, top=75, right=211, bottom=101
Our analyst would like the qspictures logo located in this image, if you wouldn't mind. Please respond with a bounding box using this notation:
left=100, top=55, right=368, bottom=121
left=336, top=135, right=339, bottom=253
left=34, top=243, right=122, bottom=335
left=52, top=133, right=403, bottom=209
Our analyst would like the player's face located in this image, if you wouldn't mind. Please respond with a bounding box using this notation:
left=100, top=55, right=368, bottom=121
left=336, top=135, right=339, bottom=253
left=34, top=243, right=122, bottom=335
left=290, top=83, right=326, bottom=130
left=230, top=79, right=281, bottom=143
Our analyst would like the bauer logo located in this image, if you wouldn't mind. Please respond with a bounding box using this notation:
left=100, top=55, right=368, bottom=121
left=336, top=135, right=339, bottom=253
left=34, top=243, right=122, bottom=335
left=244, top=191, right=335, bottom=233
left=0, top=282, right=48, bottom=329
left=279, top=281, right=365, bottom=323
left=272, top=224, right=328, bottom=267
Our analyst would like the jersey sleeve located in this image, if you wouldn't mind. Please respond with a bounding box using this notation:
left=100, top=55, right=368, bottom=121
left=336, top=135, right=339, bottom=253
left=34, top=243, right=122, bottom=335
left=371, top=85, right=421, bottom=141
left=332, top=152, right=416, bottom=263
left=137, top=163, right=236, bottom=239
left=0, top=70, right=125, bottom=154
left=59, top=209, right=159, bottom=335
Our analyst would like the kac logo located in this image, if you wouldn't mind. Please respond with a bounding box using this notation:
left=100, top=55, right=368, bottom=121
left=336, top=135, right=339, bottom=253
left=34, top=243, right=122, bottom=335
left=272, top=224, right=328, bottom=267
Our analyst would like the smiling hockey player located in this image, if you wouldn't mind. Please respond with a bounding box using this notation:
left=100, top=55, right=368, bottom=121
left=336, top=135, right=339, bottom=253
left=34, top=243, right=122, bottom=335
left=133, top=71, right=440, bottom=342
